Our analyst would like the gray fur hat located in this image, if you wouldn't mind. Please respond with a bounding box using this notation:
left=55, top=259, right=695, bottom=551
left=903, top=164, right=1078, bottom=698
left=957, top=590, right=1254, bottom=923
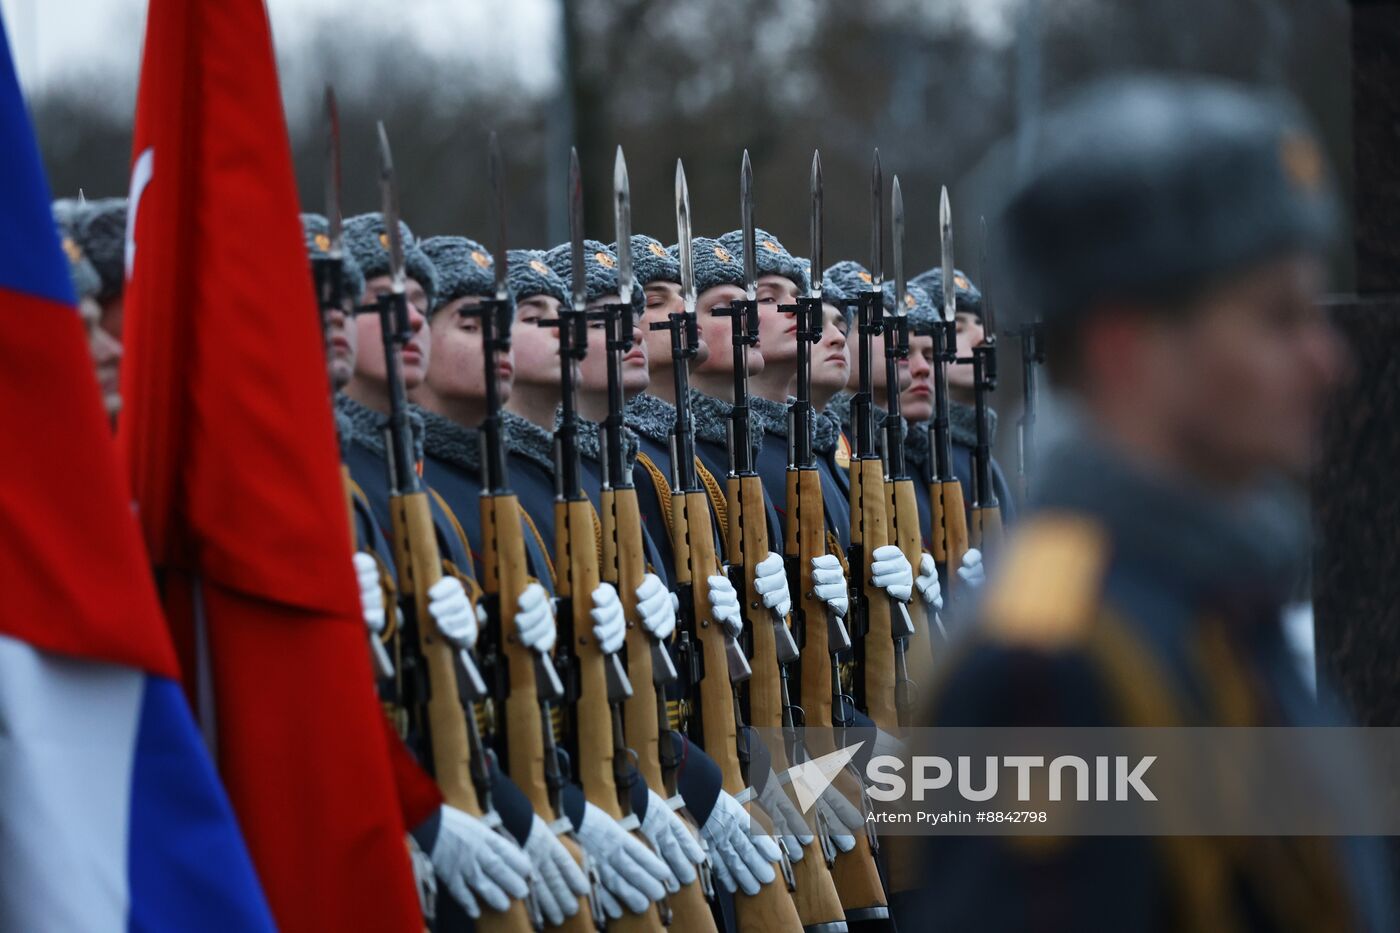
left=911, top=267, right=983, bottom=320
left=73, top=197, right=127, bottom=302
left=52, top=198, right=83, bottom=236
left=420, top=236, right=496, bottom=313
left=823, top=260, right=876, bottom=312
left=300, top=213, right=367, bottom=301
left=542, top=239, right=645, bottom=319
left=618, top=234, right=680, bottom=287
left=716, top=228, right=810, bottom=294
left=1000, top=75, right=1337, bottom=323
left=343, top=212, right=439, bottom=306
left=507, top=249, right=569, bottom=306
left=675, top=236, right=747, bottom=296
left=896, top=280, right=940, bottom=337
left=58, top=230, right=101, bottom=300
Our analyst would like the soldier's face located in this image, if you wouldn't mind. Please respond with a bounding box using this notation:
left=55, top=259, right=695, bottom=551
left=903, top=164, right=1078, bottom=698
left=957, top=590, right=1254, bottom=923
left=810, top=302, right=850, bottom=397
left=422, top=295, right=513, bottom=410
left=356, top=275, right=431, bottom=390
left=1166, top=254, right=1340, bottom=480
left=845, top=327, right=909, bottom=395
left=581, top=297, right=650, bottom=395
left=947, top=312, right=984, bottom=389
left=756, top=274, right=801, bottom=370
left=79, top=295, right=122, bottom=418
left=693, top=285, right=762, bottom=377
left=325, top=294, right=357, bottom=392
left=510, top=294, right=563, bottom=387
left=901, top=334, right=935, bottom=422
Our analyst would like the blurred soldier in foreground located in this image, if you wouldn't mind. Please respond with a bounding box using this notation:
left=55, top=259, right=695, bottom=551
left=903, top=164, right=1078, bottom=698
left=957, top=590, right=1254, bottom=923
left=910, top=76, right=1395, bottom=932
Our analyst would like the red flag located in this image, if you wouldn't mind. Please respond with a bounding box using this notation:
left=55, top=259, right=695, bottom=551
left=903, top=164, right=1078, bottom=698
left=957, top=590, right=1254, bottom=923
left=117, top=1, right=425, bottom=929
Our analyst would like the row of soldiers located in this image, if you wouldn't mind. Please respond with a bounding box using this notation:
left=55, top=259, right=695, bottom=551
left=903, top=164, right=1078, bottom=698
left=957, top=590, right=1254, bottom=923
left=51, top=73, right=1396, bottom=932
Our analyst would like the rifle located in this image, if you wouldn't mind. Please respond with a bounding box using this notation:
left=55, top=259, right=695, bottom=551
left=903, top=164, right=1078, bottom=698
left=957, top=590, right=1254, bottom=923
left=542, top=149, right=660, bottom=932
left=651, top=159, right=802, bottom=933
left=596, top=146, right=714, bottom=932
left=780, top=150, right=890, bottom=927
left=928, top=189, right=972, bottom=594
left=879, top=175, right=925, bottom=722
left=374, top=123, right=532, bottom=932
left=471, top=135, right=594, bottom=933
left=967, top=218, right=1003, bottom=553
left=318, top=86, right=394, bottom=682
left=846, top=150, right=903, bottom=733
left=722, top=151, right=847, bottom=933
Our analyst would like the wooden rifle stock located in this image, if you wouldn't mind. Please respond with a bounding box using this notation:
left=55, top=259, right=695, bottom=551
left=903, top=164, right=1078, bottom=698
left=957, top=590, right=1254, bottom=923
left=785, top=469, right=889, bottom=923
left=671, top=486, right=802, bottom=932
left=601, top=484, right=717, bottom=933
left=481, top=493, right=596, bottom=932
left=556, top=497, right=663, bottom=932
left=885, top=478, right=932, bottom=706
left=848, top=457, right=899, bottom=731
left=729, top=474, right=846, bottom=931
left=970, top=504, right=1003, bottom=554
left=930, top=479, right=969, bottom=599
left=389, top=490, right=533, bottom=933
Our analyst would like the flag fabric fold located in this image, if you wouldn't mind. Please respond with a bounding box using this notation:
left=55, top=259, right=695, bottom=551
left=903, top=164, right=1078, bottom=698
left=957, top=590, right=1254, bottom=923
left=115, top=0, right=426, bottom=929
left=0, top=12, right=273, bottom=931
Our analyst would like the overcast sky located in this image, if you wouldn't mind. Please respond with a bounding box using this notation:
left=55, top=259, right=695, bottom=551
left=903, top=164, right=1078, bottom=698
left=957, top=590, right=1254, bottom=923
left=1, top=0, right=558, bottom=96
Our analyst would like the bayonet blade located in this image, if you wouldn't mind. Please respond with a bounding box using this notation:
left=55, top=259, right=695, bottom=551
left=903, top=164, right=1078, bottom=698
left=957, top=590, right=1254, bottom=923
left=489, top=132, right=509, bottom=301
left=740, top=149, right=756, bottom=300
left=939, top=186, right=955, bottom=323
left=892, top=175, right=906, bottom=316
left=870, top=148, right=883, bottom=287
left=324, top=86, right=343, bottom=258
left=675, top=160, right=695, bottom=314
left=78, top=188, right=87, bottom=205
left=613, top=146, right=632, bottom=306
left=376, top=121, right=406, bottom=293
left=568, top=147, right=586, bottom=313
left=979, top=215, right=997, bottom=338
left=810, top=150, right=822, bottom=300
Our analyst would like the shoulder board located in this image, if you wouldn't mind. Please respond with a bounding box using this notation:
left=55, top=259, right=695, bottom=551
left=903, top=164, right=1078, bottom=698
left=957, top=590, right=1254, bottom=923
left=981, top=512, right=1109, bottom=648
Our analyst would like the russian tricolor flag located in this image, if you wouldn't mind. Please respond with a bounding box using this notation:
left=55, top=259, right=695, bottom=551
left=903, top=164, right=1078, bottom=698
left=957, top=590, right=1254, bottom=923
left=0, top=13, right=274, bottom=932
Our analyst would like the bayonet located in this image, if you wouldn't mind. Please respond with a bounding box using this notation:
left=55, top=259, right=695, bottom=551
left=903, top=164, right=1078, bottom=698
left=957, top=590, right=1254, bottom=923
left=870, top=149, right=883, bottom=287
left=740, top=149, right=756, bottom=300
left=324, top=86, right=343, bottom=259
left=809, top=151, right=822, bottom=301
left=978, top=216, right=998, bottom=340
left=568, top=147, right=586, bottom=314
left=488, top=132, right=509, bottom=302
left=676, top=160, right=696, bottom=315
left=613, top=146, right=632, bottom=307
left=892, top=176, right=906, bottom=316
left=376, top=122, right=406, bottom=294
left=939, top=186, right=955, bottom=324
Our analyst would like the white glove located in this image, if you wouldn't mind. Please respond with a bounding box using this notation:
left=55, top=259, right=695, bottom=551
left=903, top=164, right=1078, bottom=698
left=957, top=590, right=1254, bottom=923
left=355, top=552, right=386, bottom=634
left=407, top=833, right=437, bottom=919
left=523, top=815, right=590, bottom=927
left=699, top=789, right=782, bottom=896
left=429, top=575, right=477, bottom=650
left=810, top=553, right=849, bottom=618
left=429, top=806, right=532, bottom=918
left=574, top=801, right=672, bottom=918
left=758, top=771, right=813, bottom=862
left=753, top=551, right=792, bottom=620
left=640, top=789, right=705, bottom=888
left=815, top=781, right=863, bottom=854
left=590, top=583, right=627, bottom=655
left=958, top=548, right=986, bottom=587
left=635, top=573, right=677, bottom=641
left=515, top=582, right=556, bottom=653
left=915, top=552, right=944, bottom=611
left=707, top=574, right=743, bottom=639
left=870, top=544, right=913, bottom=602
